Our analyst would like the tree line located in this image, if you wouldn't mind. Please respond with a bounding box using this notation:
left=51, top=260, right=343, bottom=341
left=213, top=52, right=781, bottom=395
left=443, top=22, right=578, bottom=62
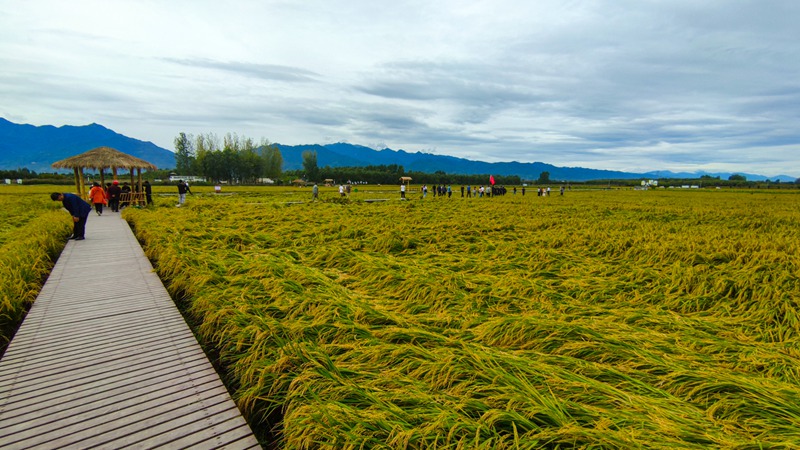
left=174, top=132, right=283, bottom=183
left=173, top=134, right=519, bottom=186
left=289, top=150, right=522, bottom=186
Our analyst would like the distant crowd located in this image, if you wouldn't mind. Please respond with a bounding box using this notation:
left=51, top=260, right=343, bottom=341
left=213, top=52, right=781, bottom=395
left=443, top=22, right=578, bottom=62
left=308, top=182, right=569, bottom=201
left=417, top=184, right=566, bottom=199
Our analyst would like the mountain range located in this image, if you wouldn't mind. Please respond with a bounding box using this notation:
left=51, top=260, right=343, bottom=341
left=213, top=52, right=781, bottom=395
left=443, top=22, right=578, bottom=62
left=1, top=118, right=795, bottom=182
left=0, top=118, right=175, bottom=172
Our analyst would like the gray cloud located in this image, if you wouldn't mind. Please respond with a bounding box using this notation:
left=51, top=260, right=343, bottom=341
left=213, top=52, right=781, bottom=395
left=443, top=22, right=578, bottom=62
left=163, top=58, right=321, bottom=83
left=1, top=0, right=799, bottom=176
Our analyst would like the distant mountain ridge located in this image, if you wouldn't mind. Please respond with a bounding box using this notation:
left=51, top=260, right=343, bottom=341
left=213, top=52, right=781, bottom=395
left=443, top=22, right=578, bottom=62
left=0, top=118, right=175, bottom=171
left=274, top=143, right=646, bottom=182
left=274, top=143, right=796, bottom=182
left=1, top=118, right=794, bottom=181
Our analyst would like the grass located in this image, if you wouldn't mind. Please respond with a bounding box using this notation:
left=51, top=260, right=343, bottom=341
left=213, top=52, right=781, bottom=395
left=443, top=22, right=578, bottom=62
left=94, top=186, right=800, bottom=447
left=0, top=185, right=70, bottom=354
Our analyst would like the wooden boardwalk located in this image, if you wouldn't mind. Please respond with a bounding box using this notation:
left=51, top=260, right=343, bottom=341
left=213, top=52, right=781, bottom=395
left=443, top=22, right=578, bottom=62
left=0, top=210, right=261, bottom=449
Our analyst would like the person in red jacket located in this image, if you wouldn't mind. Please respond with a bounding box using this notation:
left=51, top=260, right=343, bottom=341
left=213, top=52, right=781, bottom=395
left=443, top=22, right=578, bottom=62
left=87, top=182, right=107, bottom=215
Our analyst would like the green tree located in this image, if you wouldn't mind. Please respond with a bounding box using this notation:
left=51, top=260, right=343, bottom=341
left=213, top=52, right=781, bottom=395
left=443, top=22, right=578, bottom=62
left=187, top=132, right=280, bottom=183
left=238, top=148, right=263, bottom=183
left=194, top=133, right=220, bottom=181
left=302, top=150, right=319, bottom=181
left=261, top=144, right=283, bottom=179
left=537, top=171, right=551, bottom=184
left=728, top=174, right=746, bottom=181
left=174, top=132, right=195, bottom=174
left=200, top=150, right=227, bottom=182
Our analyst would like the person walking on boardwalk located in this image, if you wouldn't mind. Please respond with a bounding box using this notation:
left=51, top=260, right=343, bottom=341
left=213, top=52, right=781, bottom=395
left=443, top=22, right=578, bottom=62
left=177, top=179, right=192, bottom=206
left=87, top=182, right=107, bottom=216
left=51, top=192, right=92, bottom=240
left=107, top=180, right=122, bottom=212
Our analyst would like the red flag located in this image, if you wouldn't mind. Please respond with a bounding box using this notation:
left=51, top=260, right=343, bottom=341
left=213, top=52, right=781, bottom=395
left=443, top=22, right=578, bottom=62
left=489, top=175, right=495, bottom=185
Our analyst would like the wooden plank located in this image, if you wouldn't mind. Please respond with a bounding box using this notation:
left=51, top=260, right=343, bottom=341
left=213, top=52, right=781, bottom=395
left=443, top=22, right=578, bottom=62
left=0, top=366, right=218, bottom=431
left=0, top=325, right=208, bottom=412
left=0, top=211, right=261, bottom=448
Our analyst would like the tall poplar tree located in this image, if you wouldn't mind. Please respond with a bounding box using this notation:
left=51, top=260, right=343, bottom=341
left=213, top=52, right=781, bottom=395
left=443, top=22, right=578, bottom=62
left=302, top=150, right=319, bottom=181
left=174, top=132, right=195, bottom=174
left=261, top=144, right=283, bottom=179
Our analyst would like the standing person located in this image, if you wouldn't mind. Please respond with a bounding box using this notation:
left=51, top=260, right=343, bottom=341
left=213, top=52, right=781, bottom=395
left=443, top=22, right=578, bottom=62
left=143, top=180, right=153, bottom=205
left=87, top=182, right=106, bottom=216
left=460, top=185, right=464, bottom=197
left=467, top=185, right=471, bottom=198
left=177, top=179, right=192, bottom=206
left=560, top=185, right=565, bottom=196
left=447, top=185, right=452, bottom=198
left=51, top=192, right=92, bottom=240
left=339, top=184, right=345, bottom=197
left=422, top=184, right=428, bottom=198
left=521, top=186, right=526, bottom=196
left=400, top=183, right=406, bottom=199
left=107, top=180, right=122, bottom=212
left=312, top=183, right=319, bottom=201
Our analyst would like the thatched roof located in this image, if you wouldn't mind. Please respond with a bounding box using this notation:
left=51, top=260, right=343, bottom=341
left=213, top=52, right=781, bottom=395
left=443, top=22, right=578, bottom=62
left=52, top=146, right=158, bottom=170
left=400, top=176, right=412, bottom=181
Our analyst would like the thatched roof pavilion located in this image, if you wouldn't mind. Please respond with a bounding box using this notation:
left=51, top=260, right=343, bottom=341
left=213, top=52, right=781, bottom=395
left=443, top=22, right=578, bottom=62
left=52, top=146, right=158, bottom=201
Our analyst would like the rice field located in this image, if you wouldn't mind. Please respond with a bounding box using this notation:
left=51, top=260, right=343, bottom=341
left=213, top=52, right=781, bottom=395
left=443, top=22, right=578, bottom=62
left=0, top=185, right=70, bottom=352
left=121, top=187, right=800, bottom=448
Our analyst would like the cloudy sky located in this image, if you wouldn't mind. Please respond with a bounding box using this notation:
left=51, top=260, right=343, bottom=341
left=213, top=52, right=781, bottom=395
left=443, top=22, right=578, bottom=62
left=2, top=0, right=799, bottom=176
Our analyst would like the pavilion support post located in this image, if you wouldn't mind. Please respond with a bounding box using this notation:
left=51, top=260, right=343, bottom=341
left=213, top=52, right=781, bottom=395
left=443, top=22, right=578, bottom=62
left=112, top=167, right=118, bottom=181
left=99, top=168, right=106, bottom=189
left=129, top=171, right=135, bottom=204
left=80, top=170, right=87, bottom=199
left=72, top=167, right=81, bottom=197
left=137, top=168, right=143, bottom=205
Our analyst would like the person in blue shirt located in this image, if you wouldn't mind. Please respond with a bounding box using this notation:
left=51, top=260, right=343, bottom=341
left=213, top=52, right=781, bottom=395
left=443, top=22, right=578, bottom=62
left=51, top=192, right=92, bottom=240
